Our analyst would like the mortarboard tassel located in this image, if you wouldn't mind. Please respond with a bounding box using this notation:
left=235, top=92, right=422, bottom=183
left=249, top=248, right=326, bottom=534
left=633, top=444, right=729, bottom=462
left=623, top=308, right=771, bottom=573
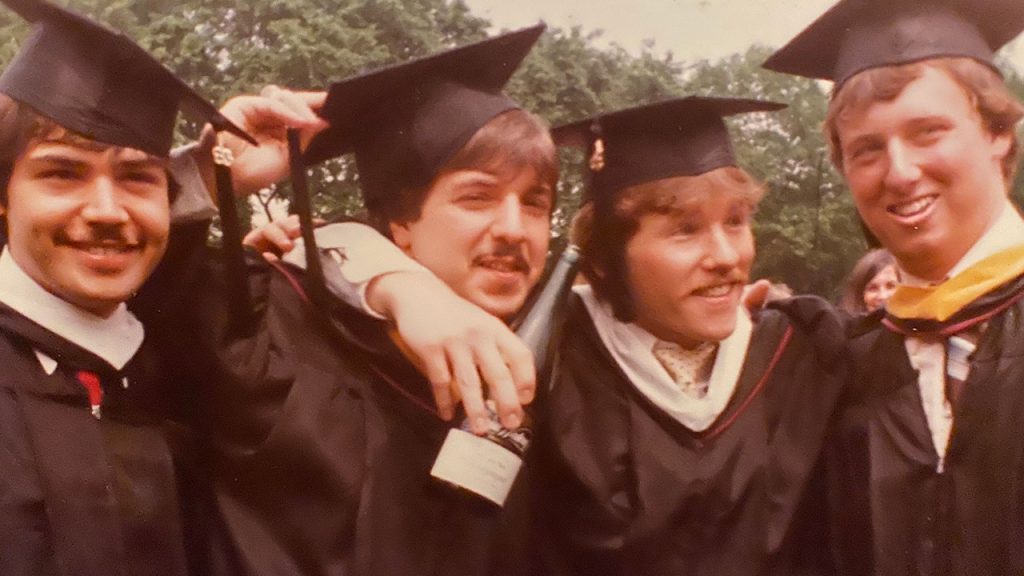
left=212, top=134, right=255, bottom=334
left=287, top=128, right=329, bottom=310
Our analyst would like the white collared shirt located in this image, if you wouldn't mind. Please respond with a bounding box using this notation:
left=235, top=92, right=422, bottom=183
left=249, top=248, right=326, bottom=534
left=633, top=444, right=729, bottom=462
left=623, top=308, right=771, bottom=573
left=0, top=248, right=144, bottom=371
left=896, top=200, right=1024, bottom=465
left=576, top=284, right=753, bottom=432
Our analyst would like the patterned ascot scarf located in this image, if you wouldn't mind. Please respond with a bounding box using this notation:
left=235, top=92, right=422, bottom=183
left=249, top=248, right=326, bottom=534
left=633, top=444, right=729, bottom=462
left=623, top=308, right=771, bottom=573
left=651, top=340, right=717, bottom=399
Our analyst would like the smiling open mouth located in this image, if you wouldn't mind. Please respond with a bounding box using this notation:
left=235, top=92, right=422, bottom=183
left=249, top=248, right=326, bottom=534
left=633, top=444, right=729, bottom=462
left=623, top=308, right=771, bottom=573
left=888, top=195, right=936, bottom=218
left=475, top=255, right=529, bottom=275
left=84, top=244, right=135, bottom=254
left=66, top=241, right=138, bottom=255
left=693, top=283, right=736, bottom=298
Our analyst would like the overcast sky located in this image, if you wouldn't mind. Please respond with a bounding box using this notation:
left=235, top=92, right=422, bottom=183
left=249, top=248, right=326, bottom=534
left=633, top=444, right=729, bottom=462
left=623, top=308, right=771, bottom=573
left=461, top=0, right=1024, bottom=73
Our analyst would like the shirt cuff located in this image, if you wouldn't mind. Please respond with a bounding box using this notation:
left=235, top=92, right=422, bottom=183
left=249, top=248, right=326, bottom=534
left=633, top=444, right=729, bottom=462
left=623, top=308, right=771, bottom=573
left=168, top=143, right=218, bottom=223
left=280, top=222, right=430, bottom=319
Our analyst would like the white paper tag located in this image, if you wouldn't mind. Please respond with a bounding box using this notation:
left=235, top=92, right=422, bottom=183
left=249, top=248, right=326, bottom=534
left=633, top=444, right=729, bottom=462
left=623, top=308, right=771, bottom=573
left=946, top=335, right=975, bottom=382
left=430, top=428, right=523, bottom=506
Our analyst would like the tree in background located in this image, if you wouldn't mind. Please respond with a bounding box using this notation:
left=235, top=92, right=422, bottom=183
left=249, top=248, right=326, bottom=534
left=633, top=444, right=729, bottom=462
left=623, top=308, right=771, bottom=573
left=1, top=1, right=1021, bottom=297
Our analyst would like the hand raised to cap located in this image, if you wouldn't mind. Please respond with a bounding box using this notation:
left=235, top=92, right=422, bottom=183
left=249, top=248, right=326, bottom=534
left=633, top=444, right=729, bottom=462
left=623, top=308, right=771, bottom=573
left=196, top=85, right=329, bottom=197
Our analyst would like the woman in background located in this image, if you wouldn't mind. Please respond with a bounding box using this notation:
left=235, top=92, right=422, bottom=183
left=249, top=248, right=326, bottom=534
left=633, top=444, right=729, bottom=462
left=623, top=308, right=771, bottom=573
left=839, top=248, right=896, bottom=314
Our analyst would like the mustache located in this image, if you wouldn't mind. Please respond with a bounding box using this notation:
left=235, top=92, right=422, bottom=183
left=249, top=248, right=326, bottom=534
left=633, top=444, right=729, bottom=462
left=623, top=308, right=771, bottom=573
left=694, top=270, right=748, bottom=288
left=55, top=224, right=140, bottom=247
left=474, top=243, right=530, bottom=273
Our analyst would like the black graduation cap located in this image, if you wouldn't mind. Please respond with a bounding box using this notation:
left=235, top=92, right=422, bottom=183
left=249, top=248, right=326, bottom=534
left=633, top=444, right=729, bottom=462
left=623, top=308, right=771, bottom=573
left=0, top=0, right=254, bottom=157
left=302, top=23, right=545, bottom=214
left=551, top=96, right=785, bottom=201
left=762, top=0, right=1024, bottom=87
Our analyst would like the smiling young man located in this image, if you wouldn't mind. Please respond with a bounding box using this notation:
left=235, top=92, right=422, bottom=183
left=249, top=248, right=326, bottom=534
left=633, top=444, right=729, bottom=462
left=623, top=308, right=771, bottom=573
left=527, top=97, right=845, bottom=576
left=3, top=137, right=170, bottom=314
left=0, top=1, right=254, bottom=574
left=5, top=140, right=170, bottom=314
left=765, top=0, right=1024, bottom=573
left=830, top=63, right=1017, bottom=282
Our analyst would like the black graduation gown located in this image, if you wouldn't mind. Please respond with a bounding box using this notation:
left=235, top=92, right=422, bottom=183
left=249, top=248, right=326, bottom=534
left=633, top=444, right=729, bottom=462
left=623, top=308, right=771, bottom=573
left=0, top=304, right=191, bottom=576
left=136, top=228, right=529, bottom=576
left=135, top=234, right=371, bottom=575
left=535, top=295, right=846, bottom=576
left=329, top=303, right=537, bottom=576
left=827, top=279, right=1024, bottom=576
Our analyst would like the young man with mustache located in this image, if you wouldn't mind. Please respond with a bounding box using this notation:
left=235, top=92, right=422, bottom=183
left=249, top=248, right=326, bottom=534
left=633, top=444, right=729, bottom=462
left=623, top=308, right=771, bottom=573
left=0, top=0, right=261, bottom=573
left=161, top=25, right=558, bottom=575
left=765, top=0, right=1024, bottom=573
left=530, top=98, right=845, bottom=576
